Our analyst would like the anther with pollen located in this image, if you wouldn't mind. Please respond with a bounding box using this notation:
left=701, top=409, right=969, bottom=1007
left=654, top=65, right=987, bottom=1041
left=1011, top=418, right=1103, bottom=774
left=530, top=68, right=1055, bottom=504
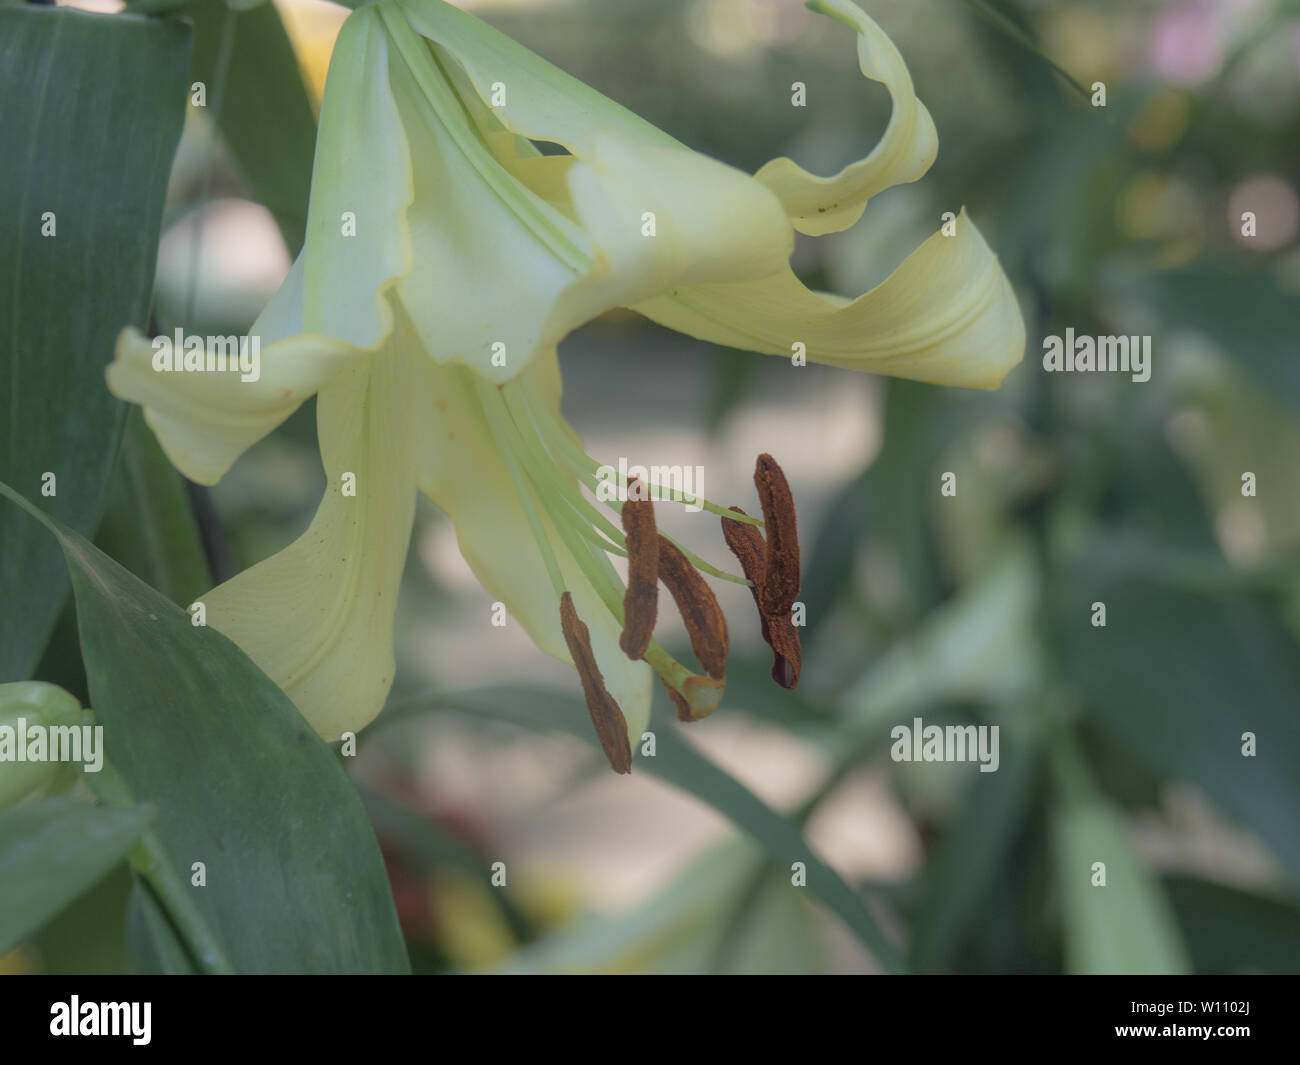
left=753, top=453, right=801, bottom=618
left=721, top=456, right=804, bottom=691
left=657, top=535, right=729, bottom=681
left=559, top=591, right=632, bottom=774
left=618, top=484, right=658, bottom=660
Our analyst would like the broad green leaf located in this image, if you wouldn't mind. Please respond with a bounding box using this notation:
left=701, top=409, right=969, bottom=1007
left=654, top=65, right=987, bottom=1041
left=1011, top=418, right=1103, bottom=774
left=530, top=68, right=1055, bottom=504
left=1054, top=787, right=1191, bottom=975
left=0, top=798, right=153, bottom=955
left=36, top=863, right=135, bottom=975
left=0, top=6, right=190, bottom=681
left=127, top=881, right=198, bottom=975
left=910, top=743, right=1038, bottom=971
left=0, top=482, right=408, bottom=973
left=1165, top=876, right=1300, bottom=975
left=1051, top=542, right=1300, bottom=884
left=183, top=0, right=318, bottom=256
left=840, top=541, right=1042, bottom=740
left=378, top=685, right=906, bottom=971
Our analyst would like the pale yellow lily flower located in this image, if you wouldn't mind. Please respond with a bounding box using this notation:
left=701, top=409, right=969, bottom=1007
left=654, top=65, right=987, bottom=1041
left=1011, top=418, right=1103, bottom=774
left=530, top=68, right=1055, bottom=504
left=106, top=0, right=1023, bottom=768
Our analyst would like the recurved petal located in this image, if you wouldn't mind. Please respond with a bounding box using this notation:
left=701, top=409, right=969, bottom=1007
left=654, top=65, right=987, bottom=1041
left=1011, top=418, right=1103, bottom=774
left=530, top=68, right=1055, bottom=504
left=633, top=209, right=1025, bottom=390
left=755, top=0, right=938, bottom=236
left=386, top=0, right=792, bottom=378
left=105, top=319, right=359, bottom=487
left=200, top=329, right=419, bottom=742
left=554, top=131, right=794, bottom=329
left=409, top=336, right=653, bottom=746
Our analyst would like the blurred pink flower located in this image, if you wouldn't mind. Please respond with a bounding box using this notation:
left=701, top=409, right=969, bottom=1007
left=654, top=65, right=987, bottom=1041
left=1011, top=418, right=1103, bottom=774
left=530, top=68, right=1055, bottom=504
left=1148, top=0, right=1265, bottom=86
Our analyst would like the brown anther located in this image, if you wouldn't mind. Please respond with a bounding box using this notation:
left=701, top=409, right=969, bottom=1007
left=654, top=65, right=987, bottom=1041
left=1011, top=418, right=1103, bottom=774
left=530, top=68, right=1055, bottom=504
left=657, top=535, right=728, bottom=680
left=761, top=613, right=802, bottom=689
left=721, top=506, right=766, bottom=586
left=753, top=453, right=801, bottom=617
left=722, top=506, right=802, bottom=690
left=661, top=677, right=697, bottom=723
left=619, top=486, right=658, bottom=660
left=559, top=591, right=632, bottom=774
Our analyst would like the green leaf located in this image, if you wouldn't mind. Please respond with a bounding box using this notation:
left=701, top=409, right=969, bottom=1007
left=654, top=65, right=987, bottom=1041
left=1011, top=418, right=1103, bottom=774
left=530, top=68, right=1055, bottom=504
left=1053, top=788, right=1191, bottom=975
left=1118, top=262, right=1300, bottom=421
left=360, top=786, right=535, bottom=945
left=950, top=0, right=1090, bottom=99
left=997, top=87, right=1149, bottom=275
left=127, top=881, right=199, bottom=975
left=1051, top=541, right=1300, bottom=885
left=183, top=0, right=318, bottom=257
left=36, top=863, right=135, bottom=975
left=498, top=839, right=818, bottom=974
left=1165, top=876, right=1300, bottom=974
left=840, top=541, right=1042, bottom=741
left=0, top=6, right=190, bottom=681
left=874, top=381, right=950, bottom=616
left=0, top=481, right=409, bottom=973
left=378, top=685, right=906, bottom=971
left=799, top=469, right=869, bottom=640
left=910, top=743, right=1038, bottom=971
left=0, top=798, right=153, bottom=955
left=500, top=841, right=753, bottom=974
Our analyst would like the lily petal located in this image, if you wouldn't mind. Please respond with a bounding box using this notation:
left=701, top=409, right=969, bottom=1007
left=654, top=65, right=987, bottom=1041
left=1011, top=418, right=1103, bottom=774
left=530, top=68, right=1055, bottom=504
left=755, top=0, right=939, bottom=237
left=201, top=321, right=419, bottom=741
left=395, top=0, right=683, bottom=155
left=382, top=0, right=794, bottom=382
left=556, top=130, right=795, bottom=328
left=407, top=330, right=653, bottom=744
left=381, top=7, right=589, bottom=384
left=299, top=5, right=413, bottom=351
left=106, top=257, right=363, bottom=486
left=633, top=210, right=1025, bottom=390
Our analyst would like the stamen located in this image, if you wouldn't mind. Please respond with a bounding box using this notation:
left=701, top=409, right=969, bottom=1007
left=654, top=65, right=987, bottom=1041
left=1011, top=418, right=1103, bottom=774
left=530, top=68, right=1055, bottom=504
left=721, top=505, right=766, bottom=587
left=657, top=535, right=728, bottom=680
left=619, top=484, right=658, bottom=660
left=722, top=506, right=803, bottom=690
left=473, top=378, right=565, bottom=598
left=682, top=673, right=726, bottom=717
left=559, top=591, right=632, bottom=774
left=661, top=677, right=696, bottom=723
left=523, top=394, right=764, bottom=529
left=753, top=454, right=801, bottom=617
left=644, top=645, right=725, bottom=720
left=501, top=386, right=627, bottom=552
left=518, top=389, right=757, bottom=586
left=499, top=382, right=738, bottom=717
left=761, top=613, right=802, bottom=690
